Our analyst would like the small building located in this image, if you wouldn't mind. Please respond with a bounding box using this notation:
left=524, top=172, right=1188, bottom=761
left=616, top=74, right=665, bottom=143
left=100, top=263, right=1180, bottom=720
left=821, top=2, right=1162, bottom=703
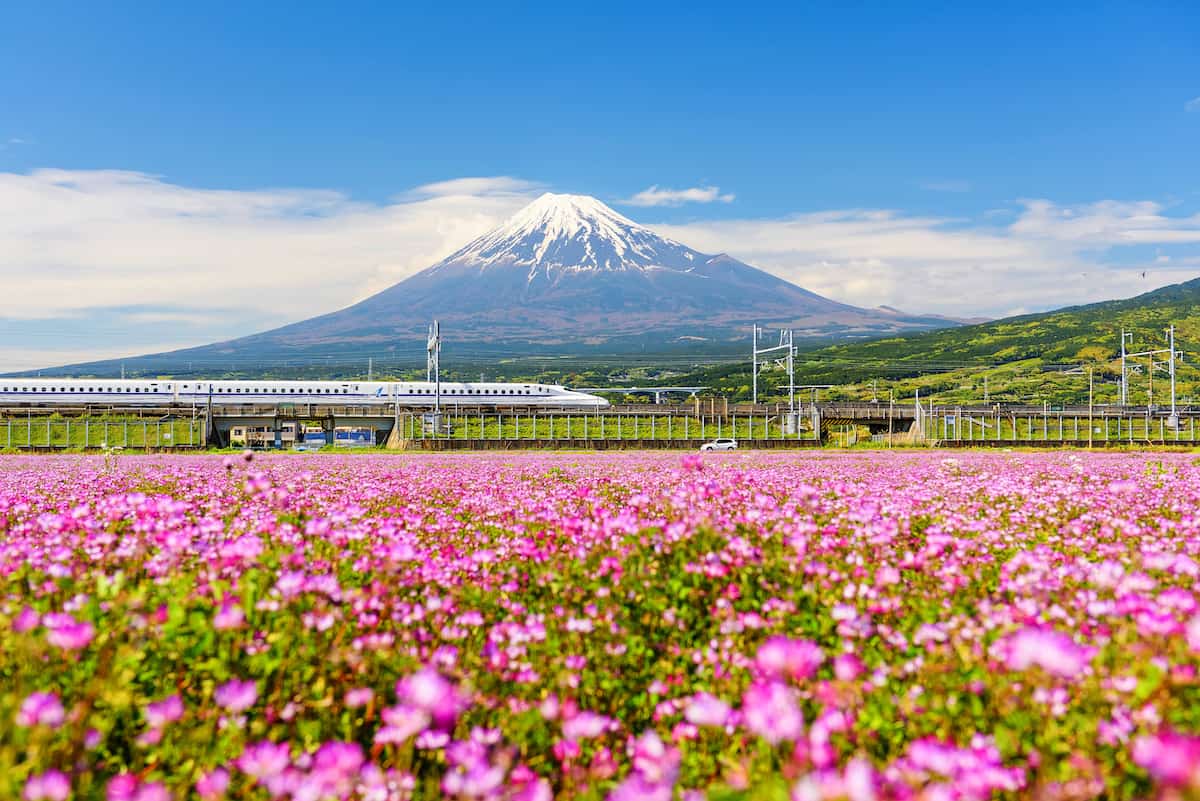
left=229, top=423, right=297, bottom=448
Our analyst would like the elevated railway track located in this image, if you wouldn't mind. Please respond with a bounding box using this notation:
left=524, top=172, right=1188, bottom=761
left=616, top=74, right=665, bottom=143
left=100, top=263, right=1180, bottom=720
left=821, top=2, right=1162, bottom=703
left=0, top=401, right=1195, bottom=450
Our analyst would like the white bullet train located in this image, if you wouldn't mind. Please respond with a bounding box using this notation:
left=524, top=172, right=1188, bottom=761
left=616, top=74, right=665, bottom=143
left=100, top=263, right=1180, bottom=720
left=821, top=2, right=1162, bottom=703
left=0, top=378, right=609, bottom=408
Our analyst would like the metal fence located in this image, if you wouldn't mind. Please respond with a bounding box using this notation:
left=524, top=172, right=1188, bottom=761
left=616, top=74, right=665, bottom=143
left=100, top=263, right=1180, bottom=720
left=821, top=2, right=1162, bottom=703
left=394, top=411, right=817, bottom=442
left=922, top=407, right=1200, bottom=444
left=0, top=417, right=205, bottom=449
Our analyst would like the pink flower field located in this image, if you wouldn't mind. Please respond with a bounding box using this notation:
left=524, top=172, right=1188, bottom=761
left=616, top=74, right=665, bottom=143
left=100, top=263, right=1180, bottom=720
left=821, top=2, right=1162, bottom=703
left=3, top=450, right=1200, bottom=800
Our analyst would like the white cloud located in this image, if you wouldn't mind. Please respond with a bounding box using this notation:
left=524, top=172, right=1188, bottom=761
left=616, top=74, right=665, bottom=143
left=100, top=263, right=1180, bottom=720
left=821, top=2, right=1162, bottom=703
left=622, top=185, right=735, bottom=207
left=1186, top=97, right=1200, bottom=112
left=0, top=169, right=541, bottom=368
left=651, top=199, right=1200, bottom=318
left=0, top=169, right=538, bottom=321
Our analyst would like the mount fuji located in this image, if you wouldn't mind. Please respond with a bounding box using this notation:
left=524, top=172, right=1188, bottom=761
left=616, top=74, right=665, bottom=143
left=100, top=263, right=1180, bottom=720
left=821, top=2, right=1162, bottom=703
left=42, top=193, right=960, bottom=373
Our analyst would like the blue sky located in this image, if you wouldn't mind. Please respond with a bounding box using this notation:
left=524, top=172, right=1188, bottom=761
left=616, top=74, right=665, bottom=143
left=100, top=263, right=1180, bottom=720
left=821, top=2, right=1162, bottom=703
left=1, top=2, right=1199, bottom=367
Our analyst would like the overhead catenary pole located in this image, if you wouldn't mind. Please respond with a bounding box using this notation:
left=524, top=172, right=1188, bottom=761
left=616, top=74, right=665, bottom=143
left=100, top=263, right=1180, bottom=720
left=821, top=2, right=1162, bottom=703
left=427, top=320, right=441, bottom=417
left=1088, top=367, right=1094, bottom=448
left=787, top=330, right=795, bottom=420
left=751, top=324, right=793, bottom=408
left=1168, top=324, right=1178, bottom=429
left=752, top=325, right=758, bottom=404
left=1120, top=329, right=1130, bottom=405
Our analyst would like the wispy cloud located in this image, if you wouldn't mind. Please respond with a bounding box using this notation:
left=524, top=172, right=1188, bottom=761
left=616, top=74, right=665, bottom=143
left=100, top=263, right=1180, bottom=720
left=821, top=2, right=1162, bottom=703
left=622, top=185, right=735, bottom=207
left=1186, top=96, right=1200, bottom=112
left=652, top=199, right=1200, bottom=318
left=920, top=179, right=970, bottom=193
left=0, top=137, right=32, bottom=152
left=0, top=170, right=540, bottom=367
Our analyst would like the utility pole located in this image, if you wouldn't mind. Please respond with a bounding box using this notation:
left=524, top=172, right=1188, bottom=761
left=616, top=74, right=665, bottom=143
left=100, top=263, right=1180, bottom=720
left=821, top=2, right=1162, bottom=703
left=786, top=331, right=795, bottom=422
left=751, top=325, right=759, bottom=404
left=427, top=320, right=441, bottom=417
left=1119, top=329, right=1131, bottom=405
left=368, top=358, right=373, bottom=381
left=1168, top=324, right=1178, bottom=429
left=1149, top=355, right=1155, bottom=408
left=888, top=389, right=894, bottom=448
left=1088, top=367, right=1094, bottom=448
left=871, top=379, right=877, bottom=403
left=983, top=375, right=988, bottom=404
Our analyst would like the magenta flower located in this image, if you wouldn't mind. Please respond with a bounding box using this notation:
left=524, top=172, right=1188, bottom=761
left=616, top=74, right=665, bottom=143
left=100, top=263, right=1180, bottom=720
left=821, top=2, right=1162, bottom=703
left=741, top=680, right=804, bottom=744
left=236, top=740, right=291, bottom=779
left=312, top=740, right=364, bottom=777
left=215, top=678, right=258, bottom=712
left=755, top=636, right=824, bottom=681
left=629, top=730, right=680, bottom=785
left=45, top=618, right=94, bottom=651
left=344, top=687, right=374, bottom=708
left=396, top=667, right=467, bottom=729
left=13, top=606, right=39, bottom=633
left=195, top=769, right=230, bottom=800
left=562, top=710, right=616, bottom=740
left=133, top=784, right=170, bottom=801
left=16, top=691, right=65, bottom=728
left=683, top=692, right=731, bottom=727
left=375, top=704, right=431, bottom=744
left=23, top=771, right=70, bottom=801
left=144, top=694, right=184, bottom=728
left=1002, top=627, right=1094, bottom=678
left=212, top=601, right=245, bottom=631
left=834, top=653, right=865, bottom=682
left=1131, top=731, right=1200, bottom=787
left=105, top=775, right=137, bottom=801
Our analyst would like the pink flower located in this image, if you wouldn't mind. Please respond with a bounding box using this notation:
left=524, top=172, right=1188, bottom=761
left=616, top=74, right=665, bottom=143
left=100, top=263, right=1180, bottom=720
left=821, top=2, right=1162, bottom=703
left=237, top=740, right=291, bottom=779
left=629, top=730, right=680, bottom=785
left=1003, top=627, right=1094, bottom=678
left=511, top=777, right=552, bottom=801
left=45, top=618, right=94, bottom=650
left=13, top=606, right=40, bottom=633
left=144, top=694, right=184, bottom=728
left=396, top=667, right=468, bottom=729
left=1186, top=615, right=1200, bottom=653
left=843, top=757, right=878, bottom=801
left=344, top=687, right=374, bottom=708
left=24, top=771, right=70, bottom=801
left=608, top=775, right=672, bottom=801
left=1131, top=731, right=1200, bottom=787
left=133, top=784, right=170, bottom=801
left=195, top=769, right=230, bottom=800
left=562, top=711, right=616, bottom=740
left=834, top=653, right=865, bottom=682
left=213, top=601, right=245, bottom=631
left=215, top=679, right=257, bottom=712
left=755, top=636, right=824, bottom=681
left=741, top=680, right=804, bottom=744
left=683, top=692, right=731, bottom=727
left=16, top=691, right=65, bottom=728
left=375, top=704, right=431, bottom=744
left=106, top=775, right=138, bottom=801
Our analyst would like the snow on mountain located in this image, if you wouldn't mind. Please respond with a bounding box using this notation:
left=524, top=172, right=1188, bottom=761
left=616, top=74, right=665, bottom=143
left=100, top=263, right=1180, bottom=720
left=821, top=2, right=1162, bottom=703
left=436, top=192, right=701, bottom=277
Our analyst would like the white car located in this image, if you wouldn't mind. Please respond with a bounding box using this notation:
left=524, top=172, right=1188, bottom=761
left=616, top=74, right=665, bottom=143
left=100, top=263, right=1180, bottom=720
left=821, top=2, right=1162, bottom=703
left=700, top=438, right=738, bottom=451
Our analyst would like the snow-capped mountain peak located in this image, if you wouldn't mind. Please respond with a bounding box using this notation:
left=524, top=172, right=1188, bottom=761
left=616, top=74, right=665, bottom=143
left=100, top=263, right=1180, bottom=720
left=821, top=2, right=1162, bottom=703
left=437, top=192, right=698, bottom=275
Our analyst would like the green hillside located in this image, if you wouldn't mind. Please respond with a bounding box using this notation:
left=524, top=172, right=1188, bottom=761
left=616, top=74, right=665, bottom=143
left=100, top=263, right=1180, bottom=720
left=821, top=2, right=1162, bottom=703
left=666, top=277, right=1200, bottom=406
